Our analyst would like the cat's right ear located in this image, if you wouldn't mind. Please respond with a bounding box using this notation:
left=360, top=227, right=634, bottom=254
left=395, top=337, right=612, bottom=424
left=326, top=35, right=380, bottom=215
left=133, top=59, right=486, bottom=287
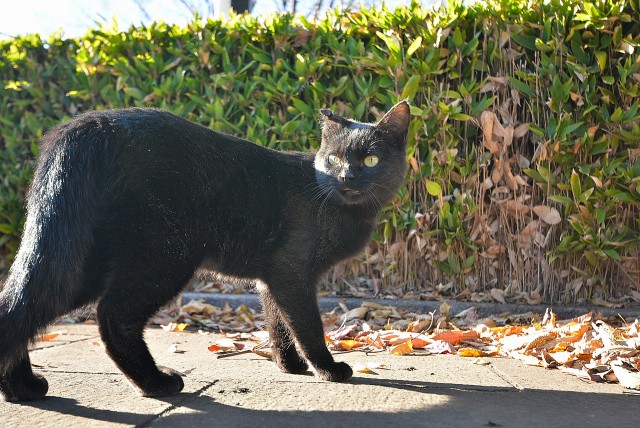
left=320, top=109, right=345, bottom=138
left=376, top=100, right=411, bottom=136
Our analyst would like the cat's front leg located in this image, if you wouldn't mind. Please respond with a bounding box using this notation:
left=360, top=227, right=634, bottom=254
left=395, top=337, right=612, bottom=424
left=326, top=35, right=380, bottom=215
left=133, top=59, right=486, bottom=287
left=259, top=278, right=352, bottom=382
left=260, top=289, right=308, bottom=374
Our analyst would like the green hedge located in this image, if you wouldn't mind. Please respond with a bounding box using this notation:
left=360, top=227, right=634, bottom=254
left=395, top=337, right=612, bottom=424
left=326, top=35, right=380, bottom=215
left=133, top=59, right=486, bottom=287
left=2, top=0, right=640, bottom=304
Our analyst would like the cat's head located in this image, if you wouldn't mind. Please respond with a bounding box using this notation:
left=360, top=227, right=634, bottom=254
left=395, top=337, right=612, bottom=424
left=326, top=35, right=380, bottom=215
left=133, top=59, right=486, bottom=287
left=314, top=101, right=410, bottom=208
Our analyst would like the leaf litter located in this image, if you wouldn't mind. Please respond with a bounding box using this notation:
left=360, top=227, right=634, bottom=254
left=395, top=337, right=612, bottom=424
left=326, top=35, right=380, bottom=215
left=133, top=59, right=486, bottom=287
left=152, top=298, right=640, bottom=390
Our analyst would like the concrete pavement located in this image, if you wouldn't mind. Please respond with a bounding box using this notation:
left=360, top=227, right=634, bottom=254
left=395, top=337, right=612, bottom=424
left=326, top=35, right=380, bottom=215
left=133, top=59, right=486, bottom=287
left=1, top=320, right=637, bottom=428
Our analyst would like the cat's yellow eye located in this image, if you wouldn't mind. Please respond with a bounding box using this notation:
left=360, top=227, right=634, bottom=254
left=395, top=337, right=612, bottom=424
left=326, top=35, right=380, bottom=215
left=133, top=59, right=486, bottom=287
left=328, top=155, right=341, bottom=166
left=364, top=155, right=379, bottom=167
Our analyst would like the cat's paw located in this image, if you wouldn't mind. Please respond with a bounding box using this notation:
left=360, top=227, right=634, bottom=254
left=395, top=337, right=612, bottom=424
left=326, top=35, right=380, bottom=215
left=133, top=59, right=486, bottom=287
left=315, top=362, right=353, bottom=382
left=275, top=355, right=309, bottom=374
left=140, top=367, right=184, bottom=398
left=0, top=371, right=49, bottom=402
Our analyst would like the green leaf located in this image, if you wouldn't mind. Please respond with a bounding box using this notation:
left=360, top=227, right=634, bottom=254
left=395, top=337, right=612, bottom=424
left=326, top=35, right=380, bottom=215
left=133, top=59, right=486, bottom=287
left=511, top=33, right=536, bottom=50
left=401, top=75, right=421, bottom=100
left=585, top=251, right=598, bottom=266
left=579, top=188, right=594, bottom=204
left=570, top=170, right=582, bottom=201
left=425, top=180, right=442, bottom=196
left=406, top=36, right=422, bottom=58
left=534, top=38, right=553, bottom=52
left=604, top=249, right=622, bottom=261
left=507, top=77, right=536, bottom=98
left=453, top=28, right=463, bottom=49
left=549, top=195, right=573, bottom=204
left=0, top=224, right=15, bottom=234
left=595, top=51, right=607, bottom=72
left=611, top=191, right=636, bottom=202
left=451, top=113, right=473, bottom=121
left=376, top=31, right=400, bottom=54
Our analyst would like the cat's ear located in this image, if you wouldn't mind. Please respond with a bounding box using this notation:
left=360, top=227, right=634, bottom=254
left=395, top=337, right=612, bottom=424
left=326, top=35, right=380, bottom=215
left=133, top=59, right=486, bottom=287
left=376, top=100, right=411, bottom=136
left=320, top=108, right=347, bottom=137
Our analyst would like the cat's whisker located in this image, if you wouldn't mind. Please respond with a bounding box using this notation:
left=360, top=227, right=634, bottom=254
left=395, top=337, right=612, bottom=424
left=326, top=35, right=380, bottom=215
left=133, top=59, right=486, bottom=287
left=307, top=184, right=333, bottom=208
left=365, top=188, right=384, bottom=211
left=319, top=188, right=335, bottom=214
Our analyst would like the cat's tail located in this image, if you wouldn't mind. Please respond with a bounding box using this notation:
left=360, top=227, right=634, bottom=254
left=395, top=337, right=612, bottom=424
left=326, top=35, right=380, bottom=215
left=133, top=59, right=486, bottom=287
left=0, top=118, right=109, bottom=376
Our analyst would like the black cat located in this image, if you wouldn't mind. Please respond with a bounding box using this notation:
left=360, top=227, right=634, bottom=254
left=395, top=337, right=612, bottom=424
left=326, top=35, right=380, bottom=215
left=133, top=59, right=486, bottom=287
left=0, top=101, right=410, bottom=401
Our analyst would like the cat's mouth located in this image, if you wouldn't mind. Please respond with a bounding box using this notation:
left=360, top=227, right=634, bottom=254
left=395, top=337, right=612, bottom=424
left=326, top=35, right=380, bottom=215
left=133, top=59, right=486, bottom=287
left=337, top=187, right=366, bottom=204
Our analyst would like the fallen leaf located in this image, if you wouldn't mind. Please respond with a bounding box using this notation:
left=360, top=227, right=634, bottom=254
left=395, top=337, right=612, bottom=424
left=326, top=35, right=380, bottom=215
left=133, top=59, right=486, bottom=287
left=390, top=340, right=414, bottom=356
left=161, top=322, right=189, bottom=332
left=38, top=332, right=60, bottom=342
left=411, top=337, right=431, bottom=349
left=327, top=324, right=358, bottom=341
left=353, top=361, right=384, bottom=374
left=433, top=330, right=480, bottom=344
left=338, top=340, right=363, bottom=351
left=457, top=347, right=488, bottom=357
left=473, top=358, right=491, bottom=366
left=355, top=365, right=376, bottom=374
left=340, top=307, right=369, bottom=322
left=424, top=340, right=456, bottom=354
left=252, top=349, right=272, bottom=359
left=612, top=365, right=640, bottom=390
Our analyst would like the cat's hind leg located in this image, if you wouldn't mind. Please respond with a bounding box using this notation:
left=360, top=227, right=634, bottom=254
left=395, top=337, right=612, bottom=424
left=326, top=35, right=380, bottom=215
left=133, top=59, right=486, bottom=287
left=96, top=268, right=192, bottom=397
left=260, top=289, right=308, bottom=374
left=0, top=352, right=48, bottom=402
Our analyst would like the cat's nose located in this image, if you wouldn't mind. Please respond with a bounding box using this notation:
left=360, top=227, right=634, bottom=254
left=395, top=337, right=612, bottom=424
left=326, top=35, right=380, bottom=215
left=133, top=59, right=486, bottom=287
left=339, top=169, right=355, bottom=182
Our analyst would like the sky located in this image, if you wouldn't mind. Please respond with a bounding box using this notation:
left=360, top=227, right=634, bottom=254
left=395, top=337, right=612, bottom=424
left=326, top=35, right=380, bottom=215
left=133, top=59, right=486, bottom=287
left=0, top=0, right=418, bottom=40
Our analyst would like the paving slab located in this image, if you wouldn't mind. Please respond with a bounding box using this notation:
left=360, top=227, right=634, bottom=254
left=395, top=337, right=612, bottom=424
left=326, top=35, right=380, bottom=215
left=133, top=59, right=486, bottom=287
left=1, top=323, right=636, bottom=428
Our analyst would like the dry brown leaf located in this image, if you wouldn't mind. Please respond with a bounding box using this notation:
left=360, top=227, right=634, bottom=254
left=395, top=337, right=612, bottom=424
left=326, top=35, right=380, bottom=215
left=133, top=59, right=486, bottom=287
left=533, top=205, right=561, bottom=225
left=491, top=159, right=503, bottom=183
left=503, top=159, right=518, bottom=191
left=481, top=111, right=495, bottom=146
left=525, top=291, right=542, bottom=305
left=490, top=288, right=506, bottom=304
left=409, top=156, right=419, bottom=173
left=501, top=199, right=531, bottom=215
left=340, top=307, right=369, bottom=322
left=514, top=123, right=530, bottom=138
left=520, top=220, right=540, bottom=237
left=252, top=349, right=272, bottom=360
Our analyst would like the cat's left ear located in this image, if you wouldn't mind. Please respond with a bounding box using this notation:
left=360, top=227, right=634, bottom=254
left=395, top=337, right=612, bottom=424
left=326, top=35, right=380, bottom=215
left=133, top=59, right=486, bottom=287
left=376, top=100, right=411, bottom=136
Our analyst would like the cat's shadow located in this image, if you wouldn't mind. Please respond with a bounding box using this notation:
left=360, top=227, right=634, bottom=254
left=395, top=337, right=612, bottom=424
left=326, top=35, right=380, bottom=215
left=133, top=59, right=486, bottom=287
left=13, top=377, right=503, bottom=425
left=12, top=377, right=638, bottom=427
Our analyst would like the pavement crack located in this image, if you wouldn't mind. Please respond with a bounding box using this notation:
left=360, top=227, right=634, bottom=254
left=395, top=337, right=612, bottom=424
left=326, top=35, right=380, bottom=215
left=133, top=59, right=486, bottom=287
left=138, top=380, right=219, bottom=428
left=489, top=365, right=525, bottom=391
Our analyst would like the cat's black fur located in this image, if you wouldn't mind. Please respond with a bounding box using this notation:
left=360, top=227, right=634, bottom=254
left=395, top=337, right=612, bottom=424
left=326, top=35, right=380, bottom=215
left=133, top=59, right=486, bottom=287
left=0, top=101, right=410, bottom=401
